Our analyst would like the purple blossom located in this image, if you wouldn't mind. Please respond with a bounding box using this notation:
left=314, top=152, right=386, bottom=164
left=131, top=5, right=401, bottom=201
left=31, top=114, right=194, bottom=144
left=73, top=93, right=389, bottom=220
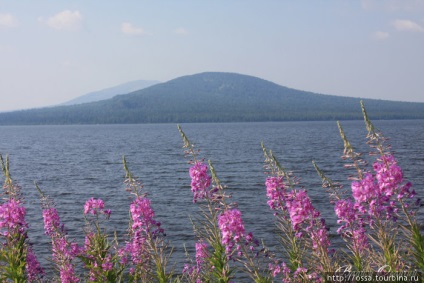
left=130, top=196, right=160, bottom=234
left=285, top=190, right=319, bottom=231
left=42, top=207, right=61, bottom=236
left=218, top=209, right=246, bottom=254
left=84, top=198, right=111, bottom=217
left=124, top=195, right=164, bottom=273
left=60, top=262, right=79, bottom=283
left=334, top=199, right=369, bottom=251
left=123, top=236, right=149, bottom=265
left=41, top=204, right=80, bottom=283
left=189, top=161, right=211, bottom=202
left=269, top=262, right=281, bottom=277
left=374, top=155, right=403, bottom=196
left=265, top=176, right=286, bottom=210
left=351, top=173, right=377, bottom=204
left=195, top=240, right=208, bottom=268
left=0, top=199, right=27, bottom=235
left=310, top=225, right=331, bottom=254
left=102, top=255, right=113, bottom=271
left=265, top=175, right=332, bottom=257
left=26, top=248, right=44, bottom=282
left=398, top=182, right=415, bottom=200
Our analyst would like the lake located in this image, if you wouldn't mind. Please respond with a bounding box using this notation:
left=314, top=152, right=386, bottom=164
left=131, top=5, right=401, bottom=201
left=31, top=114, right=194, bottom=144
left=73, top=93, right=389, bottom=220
left=0, top=120, right=423, bottom=277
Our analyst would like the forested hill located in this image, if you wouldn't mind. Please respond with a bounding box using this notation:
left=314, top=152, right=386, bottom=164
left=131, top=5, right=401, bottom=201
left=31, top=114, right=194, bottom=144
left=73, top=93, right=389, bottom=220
left=1, top=72, right=423, bottom=125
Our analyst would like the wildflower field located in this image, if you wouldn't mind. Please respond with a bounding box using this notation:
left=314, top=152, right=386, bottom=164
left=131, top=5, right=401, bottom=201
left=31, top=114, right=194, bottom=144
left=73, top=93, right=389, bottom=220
left=0, top=102, right=423, bottom=282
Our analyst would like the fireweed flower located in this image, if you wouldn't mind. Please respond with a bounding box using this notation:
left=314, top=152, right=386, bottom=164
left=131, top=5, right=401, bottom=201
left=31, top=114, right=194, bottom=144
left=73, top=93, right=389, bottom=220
left=288, top=190, right=331, bottom=255
left=84, top=198, right=111, bottom=218
left=123, top=236, right=149, bottom=267
left=351, top=172, right=394, bottom=219
left=124, top=195, right=164, bottom=274
left=285, top=190, right=320, bottom=232
left=374, top=155, right=419, bottom=214
left=195, top=240, right=208, bottom=268
left=265, top=176, right=286, bottom=210
left=218, top=209, right=246, bottom=254
left=334, top=199, right=369, bottom=251
left=182, top=239, right=208, bottom=282
left=189, top=161, right=211, bottom=202
left=130, top=196, right=163, bottom=235
left=350, top=155, right=417, bottom=221
left=374, top=155, right=403, bottom=195
left=351, top=173, right=377, bottom=204
left=43, top=207, right=61, bottom=236
left=26, top=247, right=45, bottom=282
left=0, top=198, right=44, bottom=281
left=268, top=261, right=281, bottom=278
left=0, top=198, right=27, bottom=235
left=41, top=206, right=80, bottom=283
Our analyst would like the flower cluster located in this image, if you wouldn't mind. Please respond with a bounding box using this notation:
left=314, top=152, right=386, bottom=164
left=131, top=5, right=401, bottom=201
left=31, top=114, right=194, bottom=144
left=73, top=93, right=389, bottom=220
left=218, top=208, right=246, bottom=255
left=130, top=196, right=163, bottom=235
left=26, top=248, right=45, bottom=282
left=374, top=155, right=403, bottom=195
left=189, top=161, right=211, bottom=203
left=195, top=240, right=208, bottom=268
left=334, top=199, right=368, bottom=252
left=269, top=261, right=320, bottom=283
left=285, top=190, right=330, bottom=254
left=347, top=154, right=418, bottom=227
left=285, top=190, right=319, bottom=232
left=351, top=173, right=377, bottom=204
left=121, top=235, right=148, bottom=268
left=121, top=195, right=165, bottom=278
left=41, top=205, right=80, bottom=283
left=84, top=198, right=111, bottom=218
left=375, top=155, right=418, bottom=209
left=265, top=176, right=286, bottom=210
left=43, top=207, right=61, bottom=236
left=182, top=240, right=209, bottom=282
left=0, top=199, right=27, bottom=236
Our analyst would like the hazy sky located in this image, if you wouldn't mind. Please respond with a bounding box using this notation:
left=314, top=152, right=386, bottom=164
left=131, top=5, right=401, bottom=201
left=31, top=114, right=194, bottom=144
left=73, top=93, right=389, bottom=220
left=1, top=0, right=423, bottom=112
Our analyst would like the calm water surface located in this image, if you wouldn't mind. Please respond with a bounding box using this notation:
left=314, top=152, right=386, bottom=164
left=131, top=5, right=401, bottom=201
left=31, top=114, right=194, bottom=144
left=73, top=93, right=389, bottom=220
left=0, top=120, right=423, bottom=276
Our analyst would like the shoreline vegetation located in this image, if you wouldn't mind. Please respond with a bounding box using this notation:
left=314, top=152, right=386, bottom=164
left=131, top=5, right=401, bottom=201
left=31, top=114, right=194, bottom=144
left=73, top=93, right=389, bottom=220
left=0, top=101, right=423, bottom=282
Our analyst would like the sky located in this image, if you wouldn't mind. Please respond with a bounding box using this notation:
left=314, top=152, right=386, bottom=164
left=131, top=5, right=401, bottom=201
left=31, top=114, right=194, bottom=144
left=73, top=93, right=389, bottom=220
left=0, top=0, right=423, bottom=112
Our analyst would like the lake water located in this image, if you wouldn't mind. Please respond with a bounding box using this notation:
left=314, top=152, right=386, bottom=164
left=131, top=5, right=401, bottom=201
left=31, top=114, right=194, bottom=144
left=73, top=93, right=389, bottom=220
left=0, top=120, right=423, bottom=278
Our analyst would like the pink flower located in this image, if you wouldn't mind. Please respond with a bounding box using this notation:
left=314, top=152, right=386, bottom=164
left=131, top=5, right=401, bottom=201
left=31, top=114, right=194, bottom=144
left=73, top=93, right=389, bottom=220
left=26, top=248, right=44, bottom=282
left=0, top=199, right=27, bottom=235
left=218, top=209, right=246, bottom=254
left=130, top=197, right=158, bottom=233
left=334, top=199, right=369, bottom=252
left=102, top=255, right=113, bottom=271
left=351, top=173, right=377, bottom=204
left=84, top=198, right=105, bottom=215
left=42, top=207, right=61, bottom=236
left=265, top=176, right=286, bottom=210
left=285, top=190, right=319, bottom=231
left=269, top=262, right=281, bottom=277
left=374, top=155, right=403, bottom=196
left=60, top=262, right=79, bottom=283
left=124, top=236, right=148, bottom=265
left=195, top=240, right=208, bottom=268
left=124, top=195, right=164, bottom=271
left=189, top=162, right=211, bottom=202
left=41, top=203, right=80, bottom=283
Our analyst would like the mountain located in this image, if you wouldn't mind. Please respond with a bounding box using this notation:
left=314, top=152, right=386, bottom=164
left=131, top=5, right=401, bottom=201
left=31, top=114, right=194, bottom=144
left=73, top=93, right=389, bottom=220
left=0, top=72, right=423, bottom=125
left=61, top=79, right=160, bottom=105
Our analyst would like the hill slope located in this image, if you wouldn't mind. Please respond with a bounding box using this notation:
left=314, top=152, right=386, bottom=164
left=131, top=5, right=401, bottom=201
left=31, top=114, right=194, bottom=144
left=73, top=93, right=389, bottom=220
left=60, top=79, right=160, bottom=105
left=0, top=72, right=423, bottom=125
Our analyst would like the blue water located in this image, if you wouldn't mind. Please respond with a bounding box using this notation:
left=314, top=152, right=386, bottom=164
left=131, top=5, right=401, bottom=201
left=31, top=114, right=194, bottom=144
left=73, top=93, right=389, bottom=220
left=0, top=120, right=423, bottom=279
